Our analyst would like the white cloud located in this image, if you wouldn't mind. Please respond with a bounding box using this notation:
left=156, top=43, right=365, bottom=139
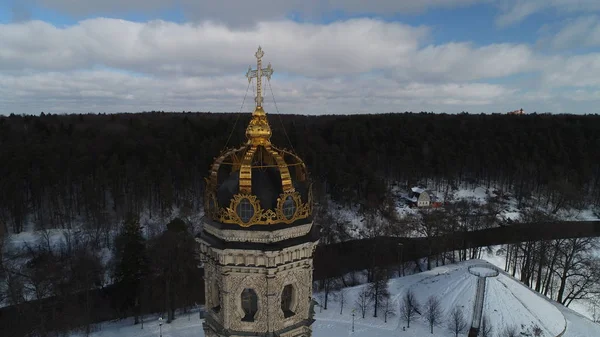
left=0, top=17, right=598, bottom=114
left=538, top=16, right=600, bottom=49
left=495, top=0, right=600, bottom=27
left=0, top=18, right=429, bottom=77
left=405, top=42, right=540, bottom=82
left=541, top=54, right=600, bottom=88
left=0, top=18, right=539, bottom=82
left=0, top=70, right=517, bottom=114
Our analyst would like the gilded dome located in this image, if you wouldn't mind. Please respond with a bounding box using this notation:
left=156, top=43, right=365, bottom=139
left=204, top=48, right=312, bottom=228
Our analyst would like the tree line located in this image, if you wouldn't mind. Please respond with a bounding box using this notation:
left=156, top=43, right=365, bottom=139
left=502, top=212, right=600, bottom=308
left=1, top=112, right=600, bottom=235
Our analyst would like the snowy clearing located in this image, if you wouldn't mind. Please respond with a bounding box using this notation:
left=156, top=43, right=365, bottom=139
left=68, top=260, right=599, bottom=337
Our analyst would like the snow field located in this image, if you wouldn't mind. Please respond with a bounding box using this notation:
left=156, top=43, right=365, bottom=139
left=69, top=260, right=600, bottom=337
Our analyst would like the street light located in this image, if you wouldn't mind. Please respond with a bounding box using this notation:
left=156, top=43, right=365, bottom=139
left=158, top=317, right=163, bottom=337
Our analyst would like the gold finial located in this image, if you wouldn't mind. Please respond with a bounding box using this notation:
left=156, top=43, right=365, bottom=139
left=245, top=106, right=272, bottom=145
left=245, top=46, right=274, bottom=145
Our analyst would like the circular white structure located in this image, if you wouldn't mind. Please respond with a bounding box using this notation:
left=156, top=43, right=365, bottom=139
left=469, top=265, right=499, bottom=277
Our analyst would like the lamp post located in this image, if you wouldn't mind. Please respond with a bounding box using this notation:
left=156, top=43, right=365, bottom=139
left=158, top=317, right=163, bottom=337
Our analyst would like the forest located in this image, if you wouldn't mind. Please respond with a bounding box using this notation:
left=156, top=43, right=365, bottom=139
left=1, top=111, right=599, bottom=235
left=1, top=111, right=600, bottom=336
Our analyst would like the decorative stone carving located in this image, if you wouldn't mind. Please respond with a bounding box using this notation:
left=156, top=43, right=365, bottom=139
left=204, top=222, right=313, bottom=243
left=196, top=237, right=316, bottom=269
left=270, top=267, right=313, bottom=330
left=201, top=237, right=317, bottom=336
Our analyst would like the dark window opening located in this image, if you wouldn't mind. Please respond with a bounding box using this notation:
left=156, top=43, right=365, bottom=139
left=241, top=288, right=258, bottom=322
left=281, top=284, right=295, bottom=318
left=212, top=282, right=221, bottom=313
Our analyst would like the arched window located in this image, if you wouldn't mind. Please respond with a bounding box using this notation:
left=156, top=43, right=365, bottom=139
left=281, top=284, right=295, bottom=318
left=212, top=281, right=221, bottom=313
left=282, top=196, right=296, bottom=219
left=241, top=288, right=258, bottom=321
left=237, top=198, right=254, bottom=223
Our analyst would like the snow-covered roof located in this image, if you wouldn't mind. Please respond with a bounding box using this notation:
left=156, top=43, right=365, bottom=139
left=411, top=187, right=425, bottom=194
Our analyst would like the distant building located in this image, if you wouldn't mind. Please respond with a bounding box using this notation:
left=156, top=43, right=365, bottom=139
left=508, top=108, right=525, bottom=115
left=405, top=187, right=442, bottom=208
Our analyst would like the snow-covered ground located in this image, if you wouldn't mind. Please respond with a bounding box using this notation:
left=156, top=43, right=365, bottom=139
left=479, top=245, right=600, bottom=325
left=394, top=183, right=600, bottom=224
left=3, top=183, right=599, bottom=313
left=70, top=260, right=600, bottom=337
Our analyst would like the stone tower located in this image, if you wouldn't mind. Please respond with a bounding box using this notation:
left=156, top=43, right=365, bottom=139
left=197, top=46, right=320, bottom=337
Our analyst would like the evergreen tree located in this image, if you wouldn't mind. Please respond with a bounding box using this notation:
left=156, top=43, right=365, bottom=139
left=149, top=217, right=200, bottom=323
left=113, top=213, right=148, bottom=324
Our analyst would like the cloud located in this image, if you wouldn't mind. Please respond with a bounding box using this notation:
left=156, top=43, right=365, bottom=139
left=0, top=18, right=428, bottom=77
left=35, top=0, right=480, bottom=25
left=0, top=17, right=598, bottom=114
left=405, top=42, right=540, bottom=82
left=495, top=0, right=600, bottom=27
left=541, top=54, right=600, bottom=88
left=538, top=16, right=600, bottom=49
left=0, top=18, right=538, bottom=83
left=0, top=70, right=516, bottom=114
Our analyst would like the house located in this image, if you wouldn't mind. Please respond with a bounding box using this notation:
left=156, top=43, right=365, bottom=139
left=508, top=108, right=525, bottom=115
left=404, top=187, right=442, bottom=208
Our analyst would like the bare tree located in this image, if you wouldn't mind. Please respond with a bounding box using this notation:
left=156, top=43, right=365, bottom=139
left=316, top=292, right=326, bottom=313
left=555, top=238, right=599, bottom=305
left=424, top=296, right=443, bottom=334
left=5, top=269, right=25, bottom=306
left=588, top=294, right=600, bottom=323
left=368, top=267, right=390, bottom=317
left=337, top=289, right=346, bottom=315
left=355, top=287, right=372, bottom=318
left=501, top=325, right=519, bottom=337
left=413, top=210, right=445, bottom=269
left=447, top=306, right=467, bottom=337
left=480, top=315, right=493, bottom=337
left=319, top=276, right=342, bottom=310
left=399, top=289, right=420, bottom=328
left=381, top=296, right=396, bottom=323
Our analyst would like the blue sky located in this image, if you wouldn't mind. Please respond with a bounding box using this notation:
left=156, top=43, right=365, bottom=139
left=0, top=0, right=599, bottom=114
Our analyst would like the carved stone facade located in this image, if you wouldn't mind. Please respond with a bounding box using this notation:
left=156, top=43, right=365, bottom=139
left=198, top=221, right=319, bottom=337
left=199, top=47, right=319, bottom=337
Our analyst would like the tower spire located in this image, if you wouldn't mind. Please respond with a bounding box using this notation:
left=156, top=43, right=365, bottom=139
left=246, top=46, right=274, bottom=108
left=245, top=47, right=274, bottom=145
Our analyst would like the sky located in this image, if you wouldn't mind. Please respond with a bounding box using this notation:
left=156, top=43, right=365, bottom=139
left=0, top=0, right=600, bottom=115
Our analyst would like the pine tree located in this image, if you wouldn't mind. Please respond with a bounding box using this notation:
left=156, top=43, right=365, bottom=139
left=113, top=213, right=148, bottom=324
left=149, top=217, right=200, bottom=323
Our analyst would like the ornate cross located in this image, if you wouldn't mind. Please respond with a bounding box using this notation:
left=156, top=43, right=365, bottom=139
left=246, top=46, right=274, bottom=108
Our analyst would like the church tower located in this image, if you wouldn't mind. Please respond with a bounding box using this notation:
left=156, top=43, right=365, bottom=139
left=197, top=47, right=320, bottom=337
